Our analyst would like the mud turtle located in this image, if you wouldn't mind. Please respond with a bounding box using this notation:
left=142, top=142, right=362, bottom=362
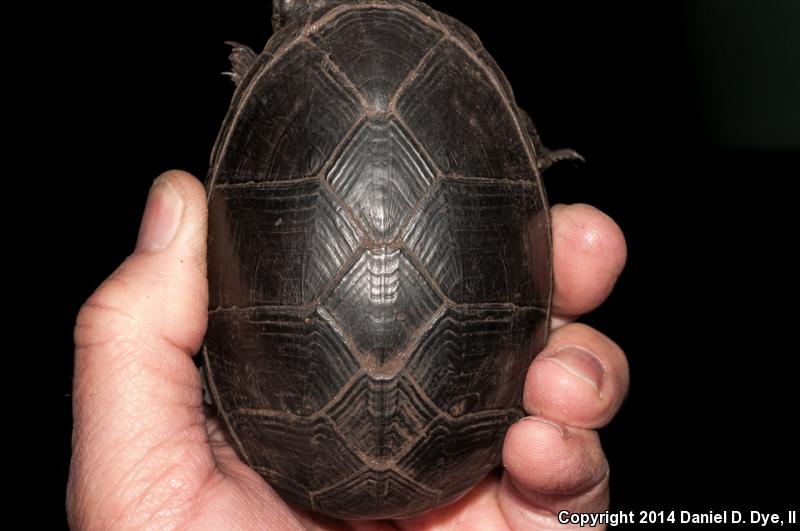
left=203, top=0, right=579, bottom=519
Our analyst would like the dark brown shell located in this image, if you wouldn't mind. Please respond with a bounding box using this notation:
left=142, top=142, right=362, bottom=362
left=203, top=0, right=552, bottom=519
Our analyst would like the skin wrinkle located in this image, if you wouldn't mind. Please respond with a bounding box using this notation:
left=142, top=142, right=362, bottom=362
left=79, top=424, right=214, bottom=529
left=177, top=468, right=228, bottom=529
left=76, top=298, right=140, bottom=331
left=518, top=417, right=569, bottom=440
left=498, top=476, right=569, bottom=530
left=74, top=307, right=140, bottom=352
left=508, top=474, right=609, bottom=527
left=77, top=414, right=208, bottom=515
left=77, top=291, right=188, bottom=357
left=73, top=360, right=143, bottom=457
left=119, top=461, right=192, bottom=528
left=73, top=335, right=209, bottom=525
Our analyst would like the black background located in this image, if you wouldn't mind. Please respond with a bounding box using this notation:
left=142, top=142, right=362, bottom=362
left=33, top=0, right=799, bottom=527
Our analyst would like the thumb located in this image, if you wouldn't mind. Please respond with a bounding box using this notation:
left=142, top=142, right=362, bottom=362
left=69, top=170, right=210, bottom=527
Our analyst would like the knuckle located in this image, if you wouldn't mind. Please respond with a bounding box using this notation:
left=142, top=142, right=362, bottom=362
left=74, top=274, right=141, bottom=349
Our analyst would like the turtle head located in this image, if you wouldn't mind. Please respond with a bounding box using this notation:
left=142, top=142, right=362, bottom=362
left=272, top=0, right=336, bottom=31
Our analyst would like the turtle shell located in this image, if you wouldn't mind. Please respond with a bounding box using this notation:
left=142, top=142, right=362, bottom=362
left=203, top=0, right=552, bottom=519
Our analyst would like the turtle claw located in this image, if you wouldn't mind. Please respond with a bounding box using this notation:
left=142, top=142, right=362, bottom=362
left=537, top=147, right=585, bottom=171
left=223, top=40, right=257, bottom=86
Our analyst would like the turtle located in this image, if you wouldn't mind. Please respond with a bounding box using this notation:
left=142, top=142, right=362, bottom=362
left=202, top=0, right=581, bottom=519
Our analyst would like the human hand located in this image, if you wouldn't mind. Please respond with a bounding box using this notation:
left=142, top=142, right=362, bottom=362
left=67, top=169, right=628, bottom=530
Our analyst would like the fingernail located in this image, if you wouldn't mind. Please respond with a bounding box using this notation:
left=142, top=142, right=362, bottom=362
left=136, top=177, right=184, bottom=252
left=519, top=416, right=568, bottom=439
left=543, top=345, right=605, bottom=394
